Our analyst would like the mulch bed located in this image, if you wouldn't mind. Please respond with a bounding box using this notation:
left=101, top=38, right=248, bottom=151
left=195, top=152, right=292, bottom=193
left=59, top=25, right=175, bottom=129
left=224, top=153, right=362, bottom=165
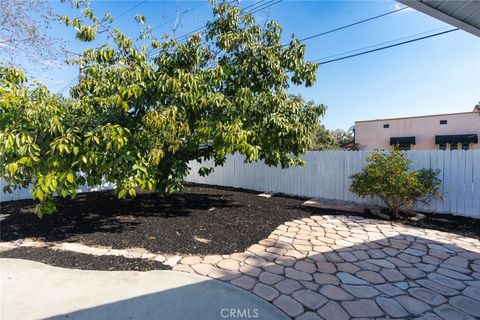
left=1, top=184, right=479, bottom=258
left=0, top=247, right=170, bottom=271
left=0, top=185, right=310, bottom=255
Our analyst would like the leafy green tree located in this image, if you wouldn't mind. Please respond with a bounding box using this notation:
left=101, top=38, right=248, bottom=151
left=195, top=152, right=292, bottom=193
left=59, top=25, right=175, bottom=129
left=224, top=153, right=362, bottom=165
left=349, top=149, right=442, bottom=218
left=329, top=126, right=362, bottom=150
left=0, top=0, right=326, bottom=217
left=310, top=123, right=339, bottom=151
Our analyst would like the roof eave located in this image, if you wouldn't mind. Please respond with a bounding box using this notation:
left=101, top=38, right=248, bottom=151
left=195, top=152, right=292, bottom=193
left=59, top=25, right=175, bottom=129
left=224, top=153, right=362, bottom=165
left=398, top=0, right=480, bottom=37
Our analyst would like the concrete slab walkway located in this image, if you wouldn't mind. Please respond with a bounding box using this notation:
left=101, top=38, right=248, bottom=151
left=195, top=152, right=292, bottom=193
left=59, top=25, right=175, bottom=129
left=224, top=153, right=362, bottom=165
left=0, top=258, right=289, bottom=320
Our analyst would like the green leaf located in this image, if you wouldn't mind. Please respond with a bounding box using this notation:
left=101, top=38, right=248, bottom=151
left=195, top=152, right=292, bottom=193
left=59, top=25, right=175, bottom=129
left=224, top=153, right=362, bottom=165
left=6, top=163, right=18, bottom=174
left=36, top=189, right=44, bottom=201
left=118, top=189, right=126, bottom=199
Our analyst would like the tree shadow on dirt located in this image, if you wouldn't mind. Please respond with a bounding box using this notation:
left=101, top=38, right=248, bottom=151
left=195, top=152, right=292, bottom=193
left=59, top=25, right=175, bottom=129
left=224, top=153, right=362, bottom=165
left=0, top=190, right=238, bottom=244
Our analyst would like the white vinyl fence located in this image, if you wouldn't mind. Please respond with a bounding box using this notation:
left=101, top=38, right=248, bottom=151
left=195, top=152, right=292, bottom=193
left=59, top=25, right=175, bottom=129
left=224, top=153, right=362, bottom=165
left=0, top=179, right=113, bottom=204
left=185, top=150, right=480, bottom=218
left=1, top=150, right=479, bottom=218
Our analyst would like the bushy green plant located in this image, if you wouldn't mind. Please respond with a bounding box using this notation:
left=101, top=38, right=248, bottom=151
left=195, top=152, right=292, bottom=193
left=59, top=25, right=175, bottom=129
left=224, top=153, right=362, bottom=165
left=0, top=1, right=326, bottom=217
left=349, top=149, right=442, bottom=218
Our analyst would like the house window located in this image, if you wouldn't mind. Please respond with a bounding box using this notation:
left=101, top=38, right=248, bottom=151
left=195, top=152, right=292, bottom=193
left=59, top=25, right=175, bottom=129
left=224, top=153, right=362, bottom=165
left=440, top=120, right=447, bottom=125
left=450, top=143, right=458, bottom=150
left=461, top=142, right=470, bottom=150
left=439, top=143, right=447, bottom=150
left=383, top=124, right=389, bottom=128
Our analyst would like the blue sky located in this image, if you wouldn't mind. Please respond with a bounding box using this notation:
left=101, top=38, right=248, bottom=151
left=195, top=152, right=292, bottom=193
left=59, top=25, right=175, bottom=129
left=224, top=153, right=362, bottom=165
left=38, top=0, right=480, bottom=130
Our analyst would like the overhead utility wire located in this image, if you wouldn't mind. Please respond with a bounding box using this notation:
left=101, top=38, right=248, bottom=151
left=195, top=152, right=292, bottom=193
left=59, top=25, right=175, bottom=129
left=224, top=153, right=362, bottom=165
left=316, top=26, right=450, bottom=61
left=242, top=0, right=268, bottom=11
left=290, top=6, right=409, bottom=46
left=114, top=1, right=147, bottom=20
left=315, top=28, right=459, bottom=65
left=99, top=0, right=147, bottom=31
left=151, top=1, right=208, bottom=32
left=148, top=0, right=279, bottom=53
left=249, top=0, right=281, bottom=15
left=177, top=0, right=276, bottom=42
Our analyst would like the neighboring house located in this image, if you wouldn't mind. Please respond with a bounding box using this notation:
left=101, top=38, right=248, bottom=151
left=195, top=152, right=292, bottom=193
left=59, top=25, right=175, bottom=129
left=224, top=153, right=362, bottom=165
left=354, top=110, right=480, bottom=150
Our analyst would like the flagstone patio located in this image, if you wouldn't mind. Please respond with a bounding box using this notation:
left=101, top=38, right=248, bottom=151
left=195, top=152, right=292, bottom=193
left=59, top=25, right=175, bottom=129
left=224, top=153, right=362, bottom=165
left=171, top=215, right=480, bottom=319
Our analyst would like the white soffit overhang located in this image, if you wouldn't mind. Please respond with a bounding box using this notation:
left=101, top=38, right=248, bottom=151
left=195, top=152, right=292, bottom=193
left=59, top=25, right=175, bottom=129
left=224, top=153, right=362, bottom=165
left=398, top=0, right=480, bottom=37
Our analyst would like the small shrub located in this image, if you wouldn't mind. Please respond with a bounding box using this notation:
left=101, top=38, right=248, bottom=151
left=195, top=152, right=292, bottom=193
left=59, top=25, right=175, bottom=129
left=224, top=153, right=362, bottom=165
left=349, top=149, right=442, bottom=218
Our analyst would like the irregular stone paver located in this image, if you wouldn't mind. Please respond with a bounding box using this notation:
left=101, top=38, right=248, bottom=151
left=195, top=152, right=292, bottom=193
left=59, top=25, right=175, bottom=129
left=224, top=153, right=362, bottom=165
left=217, top=258, right=239, bottom=271
left=253, top=283, right=280, bottom=301
left=341, top=299, right=384, bottom=317
left=376, top=297, right=409, bottom=318
left=416, top=279, right=460, bottom=296
left=376, top=283, right=404, bottom=296
left=320, top=285, right=354, bottom=301
left=341, top=285, right=380, bottom=298
left=294, top=261, right=316, bottom=273
left=399, top=266, right=426, bottom=280
left=396, top=295, right=431, bottom=315
left=337, top=272, right=368, bottom=285
left=315, top=261, right=336, bottom=273
left=313, top=273, right=339, bottom=285
left=273, top=295, right=304, bottom=318
left=180, top=256, right=202, bottom=265
left=434, top=304, right=476, bottom=320
left=448, top=296, right=480, bottom=317
left=259, top=271, right=284, bottom=285
left=191, top=263, right=213, bottom=276
left=292, top=290, right=328, bottom=310
left=240, top=264, right=262, bottom=277
left=356, top=270, right=386, bottom=284
left=437, top=267, right=473, bottom=280
left=428, top=272, right=466, bottom=290
left=295, top=311, right=322, bottom=320
left=380, top=268, right=405, bottom=282
left=317, top=301, right=350, bottom=320
left=275, top=279, right=303, bottom=295
left=285, top=267, right=313, bottom=281
left=208, top=267, right=240, bottom=281
left=3, top=215, right=480, bottom=320
left=408, top=287, right=447, bottom=306
left=462, top=286, right=480, bottom=301
left=230, top=275, right=257, bottom=290
left=417, top=312, right=444, bottom=320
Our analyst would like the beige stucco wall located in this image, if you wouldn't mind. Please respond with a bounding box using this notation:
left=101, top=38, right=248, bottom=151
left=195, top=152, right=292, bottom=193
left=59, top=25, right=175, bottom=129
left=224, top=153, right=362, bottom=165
left=355, top=112, right=480, bottom=150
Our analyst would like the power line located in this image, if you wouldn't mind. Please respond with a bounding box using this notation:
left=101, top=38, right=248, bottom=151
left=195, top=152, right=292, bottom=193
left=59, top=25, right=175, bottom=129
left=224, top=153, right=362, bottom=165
left=151, top=1, right=208, bottom=32
left=114, top=0, right=147, bottom=20
left=315, top=28, right=459, bottom=65
left=250, top=0, right=280, bottom=15
left=242, top=0, right=268, bottom=11
left=293, top=6, right=409, bottom=45
left=317, top=26, right=450, bottom=61
left=177, top=0, right=277, bottom=43
left=149, top=0, right=281, bottom=53
left=55, top=77, right=78, bottom=95
left=99, top=0, right=147, bottom=31
left=179, top=0, right=283, bottom=41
